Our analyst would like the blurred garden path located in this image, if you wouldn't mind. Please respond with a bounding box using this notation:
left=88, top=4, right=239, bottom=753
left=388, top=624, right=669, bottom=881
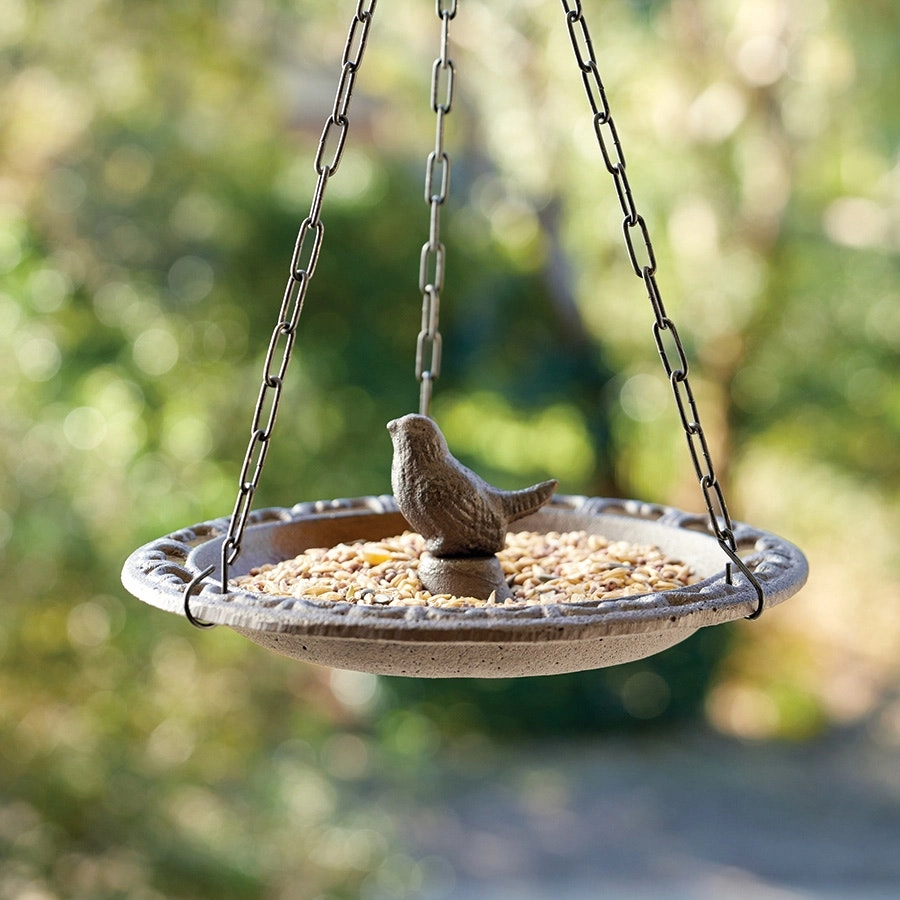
left=381, top=724, right=900, bottom=899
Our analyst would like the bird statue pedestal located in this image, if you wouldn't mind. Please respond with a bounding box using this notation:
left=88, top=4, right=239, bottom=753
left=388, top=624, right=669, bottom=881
left=419, top=554, right=513, bottom=603
left=388, top=413, right=558, bottom=603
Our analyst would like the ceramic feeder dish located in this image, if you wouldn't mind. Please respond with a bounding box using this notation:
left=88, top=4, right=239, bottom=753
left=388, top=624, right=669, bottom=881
left=121, top=495, right=808, bottom=678
left=121, top=4, right=809, bottom=676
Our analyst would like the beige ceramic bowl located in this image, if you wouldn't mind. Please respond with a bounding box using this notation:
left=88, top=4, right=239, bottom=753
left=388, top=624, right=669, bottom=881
left=121, top=494, right=807, bottom=678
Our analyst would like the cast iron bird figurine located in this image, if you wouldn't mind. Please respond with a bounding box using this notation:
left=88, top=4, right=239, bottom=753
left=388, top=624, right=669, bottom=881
left=387, top=413, right=558, bottom=558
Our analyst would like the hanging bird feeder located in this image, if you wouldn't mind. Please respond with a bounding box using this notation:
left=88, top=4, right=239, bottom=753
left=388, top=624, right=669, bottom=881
left=122, top=1, right=807, bottom=678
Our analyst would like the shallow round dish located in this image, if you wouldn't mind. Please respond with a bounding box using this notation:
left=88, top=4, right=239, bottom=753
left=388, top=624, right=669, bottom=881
left=121, top=494, right=807, bottom=677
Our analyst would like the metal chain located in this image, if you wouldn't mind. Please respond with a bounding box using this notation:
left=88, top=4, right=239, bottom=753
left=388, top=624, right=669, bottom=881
left=184, top=1, right=378, bottom=621
left=559, top=0, right=764, bottom=617
left=183, top=0, right=763, bottom=621
left=415, top=0, right=457, bottom=417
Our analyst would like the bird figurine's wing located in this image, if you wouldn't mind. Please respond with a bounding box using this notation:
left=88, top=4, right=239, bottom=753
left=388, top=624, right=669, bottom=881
left=421, top=460, right=507, bottom=556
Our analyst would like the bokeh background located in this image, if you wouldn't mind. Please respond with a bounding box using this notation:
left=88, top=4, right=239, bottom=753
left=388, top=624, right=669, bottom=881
left=2, top=0, right=898, bottom=897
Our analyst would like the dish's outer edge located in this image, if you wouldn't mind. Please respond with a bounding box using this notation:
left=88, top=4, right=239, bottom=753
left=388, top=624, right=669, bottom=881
left=121, top=495, right=808, bottom=643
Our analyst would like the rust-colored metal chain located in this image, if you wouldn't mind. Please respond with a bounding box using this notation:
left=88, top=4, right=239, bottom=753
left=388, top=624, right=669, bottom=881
left=415, top=0, right=457, bottom=417
left=186, top=1, right=378, bottom=616
left=559, top=0, right=764, bottom=616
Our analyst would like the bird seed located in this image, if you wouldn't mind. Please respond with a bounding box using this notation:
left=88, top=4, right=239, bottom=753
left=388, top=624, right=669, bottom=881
left=231, top=530, right=698, bottom=608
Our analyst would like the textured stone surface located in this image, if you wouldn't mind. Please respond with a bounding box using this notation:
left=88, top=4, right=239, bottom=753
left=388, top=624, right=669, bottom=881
left=230, top=627, right=696, bottom=677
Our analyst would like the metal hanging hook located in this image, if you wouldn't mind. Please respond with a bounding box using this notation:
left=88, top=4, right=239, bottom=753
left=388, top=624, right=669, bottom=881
left=183, top=565, right=217, bottom=629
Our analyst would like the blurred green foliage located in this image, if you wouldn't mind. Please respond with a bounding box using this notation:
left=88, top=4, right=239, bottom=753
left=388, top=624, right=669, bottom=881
left=1, top=0, right=898, bottom=896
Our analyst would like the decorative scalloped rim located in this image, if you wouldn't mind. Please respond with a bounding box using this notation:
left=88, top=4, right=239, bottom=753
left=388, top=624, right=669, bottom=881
left=121, top=495, right=808, bottom=642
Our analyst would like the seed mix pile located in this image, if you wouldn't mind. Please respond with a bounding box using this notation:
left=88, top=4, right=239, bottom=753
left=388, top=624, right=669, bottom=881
left=232, top=530, right=698, bottom=608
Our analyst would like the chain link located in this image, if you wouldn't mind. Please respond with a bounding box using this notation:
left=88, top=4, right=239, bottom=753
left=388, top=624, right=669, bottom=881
left=184, top=1, right=378, bottom=618
left=415, top=0, right=457, bottom=417
left=559, top=1, right=764, bottom=616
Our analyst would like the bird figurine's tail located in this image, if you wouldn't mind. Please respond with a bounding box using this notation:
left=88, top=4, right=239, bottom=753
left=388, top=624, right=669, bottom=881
left=497, top=480, right=558, bottom=524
